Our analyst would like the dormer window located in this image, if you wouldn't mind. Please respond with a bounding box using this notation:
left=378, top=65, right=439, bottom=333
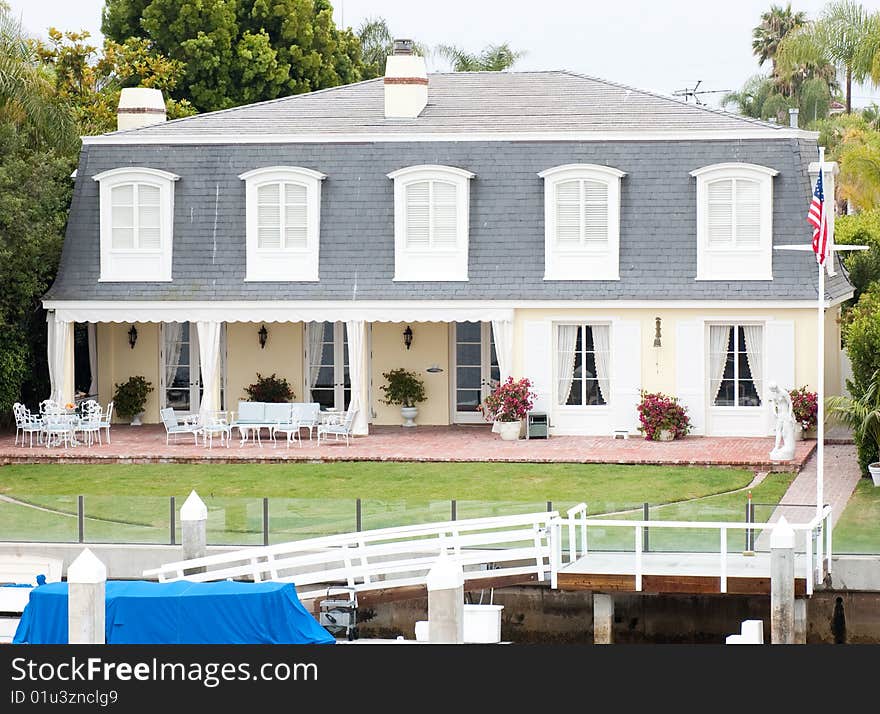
left=94, top=167, right=179, bottom=282
left=539, top=164, right=625, bottom=281
left=388, top=165, right=474, bottom=281
left=239, top=166, right=326, bottom=282
left=691, top=163, right=778, bottom=281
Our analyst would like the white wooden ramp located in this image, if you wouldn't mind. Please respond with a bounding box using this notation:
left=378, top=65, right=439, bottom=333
left=144, top=511, right=557, bottom=602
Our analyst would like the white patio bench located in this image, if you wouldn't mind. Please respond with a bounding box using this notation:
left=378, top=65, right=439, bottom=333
left=231, top=402, right=320, bottom=446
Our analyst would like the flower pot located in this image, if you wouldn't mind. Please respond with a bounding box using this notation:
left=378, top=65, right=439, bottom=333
left=869, top=462, right=880, bottom=488
left=803, top=426, right=817, bottom=440
left=793, top=424, right=804, bottom=442
left=130, top=412, right=144, bottom=426
left=655, top=428, right=675, bottom=442
left=401, top=406, right=418, bottom=428
left=497, top=420, right=522, bottom=441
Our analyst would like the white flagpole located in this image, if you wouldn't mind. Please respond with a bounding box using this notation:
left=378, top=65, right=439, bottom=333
left=817, top=147, right=826, bottom=523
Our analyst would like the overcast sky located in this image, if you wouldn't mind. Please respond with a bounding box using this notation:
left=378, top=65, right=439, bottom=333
left=8, top=0, right=880, bottom=108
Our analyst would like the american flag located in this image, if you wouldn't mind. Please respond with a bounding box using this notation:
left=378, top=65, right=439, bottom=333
left=808, top=166, right=830, bottom=267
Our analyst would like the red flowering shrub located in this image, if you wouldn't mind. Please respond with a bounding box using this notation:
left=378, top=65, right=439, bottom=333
left=637, top=391, right=691, bottom=440
left=789, top=386, right=818, bottom=431
left=482, top=377, right=535, bottom=422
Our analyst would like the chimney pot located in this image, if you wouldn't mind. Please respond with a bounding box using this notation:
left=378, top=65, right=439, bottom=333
left=393, top=38, right=414, bottom=55
left=789, top=107, right=799, bottom=128
left=117, top=87, right=166, bottom=132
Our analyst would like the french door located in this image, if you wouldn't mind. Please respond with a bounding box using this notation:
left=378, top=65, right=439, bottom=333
left=451, top=322, right=499, bottom=423
left=160, top=322, right=226, bottom=415
left=306, top=322, right=351, bottom=411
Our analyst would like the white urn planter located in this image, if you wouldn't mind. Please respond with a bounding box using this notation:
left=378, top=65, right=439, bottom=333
left=793, top=424, right=804, bottom=442
left=869, top=462, right=880, bottom=487
left=130, top=412, right=144, bottom=426
left=401, top=406, right=418, bottom=428
left=655, top=428, right=674, bottom=442
left=496, top=420, right=522, bottom=441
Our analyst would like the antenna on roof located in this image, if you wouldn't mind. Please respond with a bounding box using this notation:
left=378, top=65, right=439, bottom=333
left=672, top=80, right=732, bottom=106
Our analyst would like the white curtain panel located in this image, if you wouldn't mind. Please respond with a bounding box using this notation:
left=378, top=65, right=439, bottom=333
left=196, top=321, right=222, bottom=424
left=345, top=319, right=369, bottom=436
left=87, top=323, right=98, bottom=397
left=591, top=324, right=612, bottom=405
left=742, top=325, right=764, bottom=399
left=163, top=322, right=184, bottom=394
left=307, top=321, right=324, bottom=399
left=709, top=325, right=732, bottom=404
left=47, top=316, right=72, bottom=404
left=490, top=319, right=514, bottom=382
left=556, top=325, right=579, bottom=406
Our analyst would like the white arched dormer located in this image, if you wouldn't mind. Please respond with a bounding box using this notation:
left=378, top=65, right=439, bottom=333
left=690, top=162, right=779, bottom=281
left=538, top=164, right=626, bottom=281
left=239, top=166, right=327, bottom=282
left=93, top=167, right=179, bottom=282
left=387, top=164, right=475, bottom=282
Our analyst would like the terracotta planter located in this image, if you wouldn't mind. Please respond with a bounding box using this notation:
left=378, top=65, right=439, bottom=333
left=655, top=429, right=675, bottom=442
left=496, top=420, right=522, bottom=441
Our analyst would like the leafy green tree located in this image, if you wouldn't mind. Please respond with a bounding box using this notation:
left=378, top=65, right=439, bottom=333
left=777, top=0, right=880, bottom=113
left=436, top=43, right=525, bottom=72
left=102, top=0, right=368, bottom=112
left=753, top=3, right=808, bottom=74
left=356, top=16, right=427, bottom=78
left=836, top=210, right=880, bottom=302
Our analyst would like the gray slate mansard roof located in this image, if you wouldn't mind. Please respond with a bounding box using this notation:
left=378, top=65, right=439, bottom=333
left=46, top=71, right=853, bottom=304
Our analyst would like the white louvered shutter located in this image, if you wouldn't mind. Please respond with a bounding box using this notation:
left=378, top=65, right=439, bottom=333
left=610, top=320, right=642, bottom=433
left=582, top=180, right=609, bottom=245
left=555, top=180, right=580, bottom=246
left=257, top=183, right=282, bottom=250
left=676, top=320, right=706, bottom=434
left=111, top=184, right=135, bottom=249
left=735, top=179, right=761, bottom=247
left=707, top=179, right=733, bottom=246
left=524, top=321, right=553, bottom=412
left=405, top=181, right=430, bottom=248
left=432, top=181, right=458, bottom=248
left=137, top=184, right=161, bottom=249
left=283, top=182, right=308, bottom=249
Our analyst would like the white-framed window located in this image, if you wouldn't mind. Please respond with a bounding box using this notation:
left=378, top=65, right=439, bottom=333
left=708, top=324, right=763, bottom=407
left=239, top=166, right=326, bottom=281
left=691, top=163, right=778, bottom=281
left=387, top=164, right=474, bottom=281
left=556, top=323, right=611, bottom=407
left=538, top=164, right=625, bottom=281
left=93, top=167, right=179, bottom=281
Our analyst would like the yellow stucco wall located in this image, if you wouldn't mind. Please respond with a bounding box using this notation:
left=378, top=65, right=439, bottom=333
left=225, top=322, right=304, bottom=407
left=511, top=307, right=825, bottom=394
left=825, top=306, right=843, bottom=397
left=97, top=322, right=160, bottom=423
left=370, top=322, right=450, bottom=425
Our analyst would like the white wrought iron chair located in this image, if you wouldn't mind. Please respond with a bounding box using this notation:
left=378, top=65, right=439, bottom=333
left=202, top=411, right=232, bottom=449
left=272, top=416, right=303, bottom=449
left=76, top=402, right=103, bottom=447
left=42, top=411, right=77, bottom=449
left=317, top=408, right=358, bottom=446
left=160, top=407, right=202, bottom=445
left=98, top=401, right=114, bottom=444
left=13, top=404, right=43, bottom=448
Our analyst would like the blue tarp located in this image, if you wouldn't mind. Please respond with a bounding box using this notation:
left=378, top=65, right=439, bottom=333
left=13, top=580, right=335, bottom=645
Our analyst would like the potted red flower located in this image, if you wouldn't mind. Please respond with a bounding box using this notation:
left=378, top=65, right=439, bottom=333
left=789, top=386, right=818, bottom=439
left=637, top=391, right=691, bottom=441
left=481, top=377, right=535, bottom=441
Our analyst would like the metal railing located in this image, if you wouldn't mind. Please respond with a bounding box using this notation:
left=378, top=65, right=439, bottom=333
left=549, top=503, right=833, bottom=594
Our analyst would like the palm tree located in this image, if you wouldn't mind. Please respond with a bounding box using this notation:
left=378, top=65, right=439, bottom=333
left=777, top=0, right=880, bottom=113
left=0, top=7, right=75, bottom=151
left=752, top=3, right=808, bottom=74
left=436, top=43, right=525, bottom=72
left=356, top=17, right=428, bottom=78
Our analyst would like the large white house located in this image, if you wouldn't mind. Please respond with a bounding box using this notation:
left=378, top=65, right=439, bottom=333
left=43, top=44, right=851, bottom=437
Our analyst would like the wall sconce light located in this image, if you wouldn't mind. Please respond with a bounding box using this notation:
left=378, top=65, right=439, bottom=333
left=258, top=324, right=268, bottom=349
left=128, top=324, right=138, bottom=349
left=426, top=364, right=444, bottom=373
left=653, top=317, right=662, bottom=348
left=403, top=325, right=413, bottom=350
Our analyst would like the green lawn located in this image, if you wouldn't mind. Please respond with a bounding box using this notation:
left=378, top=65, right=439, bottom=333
left=832, top=479, right=880, bottom=554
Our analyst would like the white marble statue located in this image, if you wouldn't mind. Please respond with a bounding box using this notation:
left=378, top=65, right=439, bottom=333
left=768, top=381, right=796, bottom=461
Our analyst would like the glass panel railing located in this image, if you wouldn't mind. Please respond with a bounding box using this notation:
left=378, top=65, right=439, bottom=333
left=0, top=495, right=79, bottom=542
left=82, top=496, right=171, bottom=544
left=268, top=498, right=356, bottom=543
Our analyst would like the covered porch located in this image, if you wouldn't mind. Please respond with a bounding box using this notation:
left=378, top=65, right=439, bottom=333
left=41, top=301, right=517, bottom=434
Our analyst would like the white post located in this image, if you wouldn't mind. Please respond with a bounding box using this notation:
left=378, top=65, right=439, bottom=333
left=593, top=593, right=614, bottom=645
left=67, top=548, right=107, bottom=644
left=770, top=517, right=796, bottom=644
left=426, top=551, right=464, bottom=644
left=180, top=490, right=208, bottom=565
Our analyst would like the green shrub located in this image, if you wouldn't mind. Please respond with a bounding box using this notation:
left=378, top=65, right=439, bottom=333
left=0, top=326, right=28, bottom=415
left=842, top=291, right=880, bottom=473
left=113, top=376, right=153, bottom=420
left=244, top=373, right=294, bottom=402
left=380, top=369, right=426, bottom=408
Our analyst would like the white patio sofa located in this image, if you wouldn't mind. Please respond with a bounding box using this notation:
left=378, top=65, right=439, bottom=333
left=231, top=401, right=321, bottom=445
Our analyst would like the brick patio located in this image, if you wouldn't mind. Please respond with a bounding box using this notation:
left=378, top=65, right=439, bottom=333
left=0, top=424, right=816, bottom=470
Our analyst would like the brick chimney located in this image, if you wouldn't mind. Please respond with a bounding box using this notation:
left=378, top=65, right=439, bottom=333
left=384, top=39, right=428, bottom=119
left=117, top=87, right=167, bottom=131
